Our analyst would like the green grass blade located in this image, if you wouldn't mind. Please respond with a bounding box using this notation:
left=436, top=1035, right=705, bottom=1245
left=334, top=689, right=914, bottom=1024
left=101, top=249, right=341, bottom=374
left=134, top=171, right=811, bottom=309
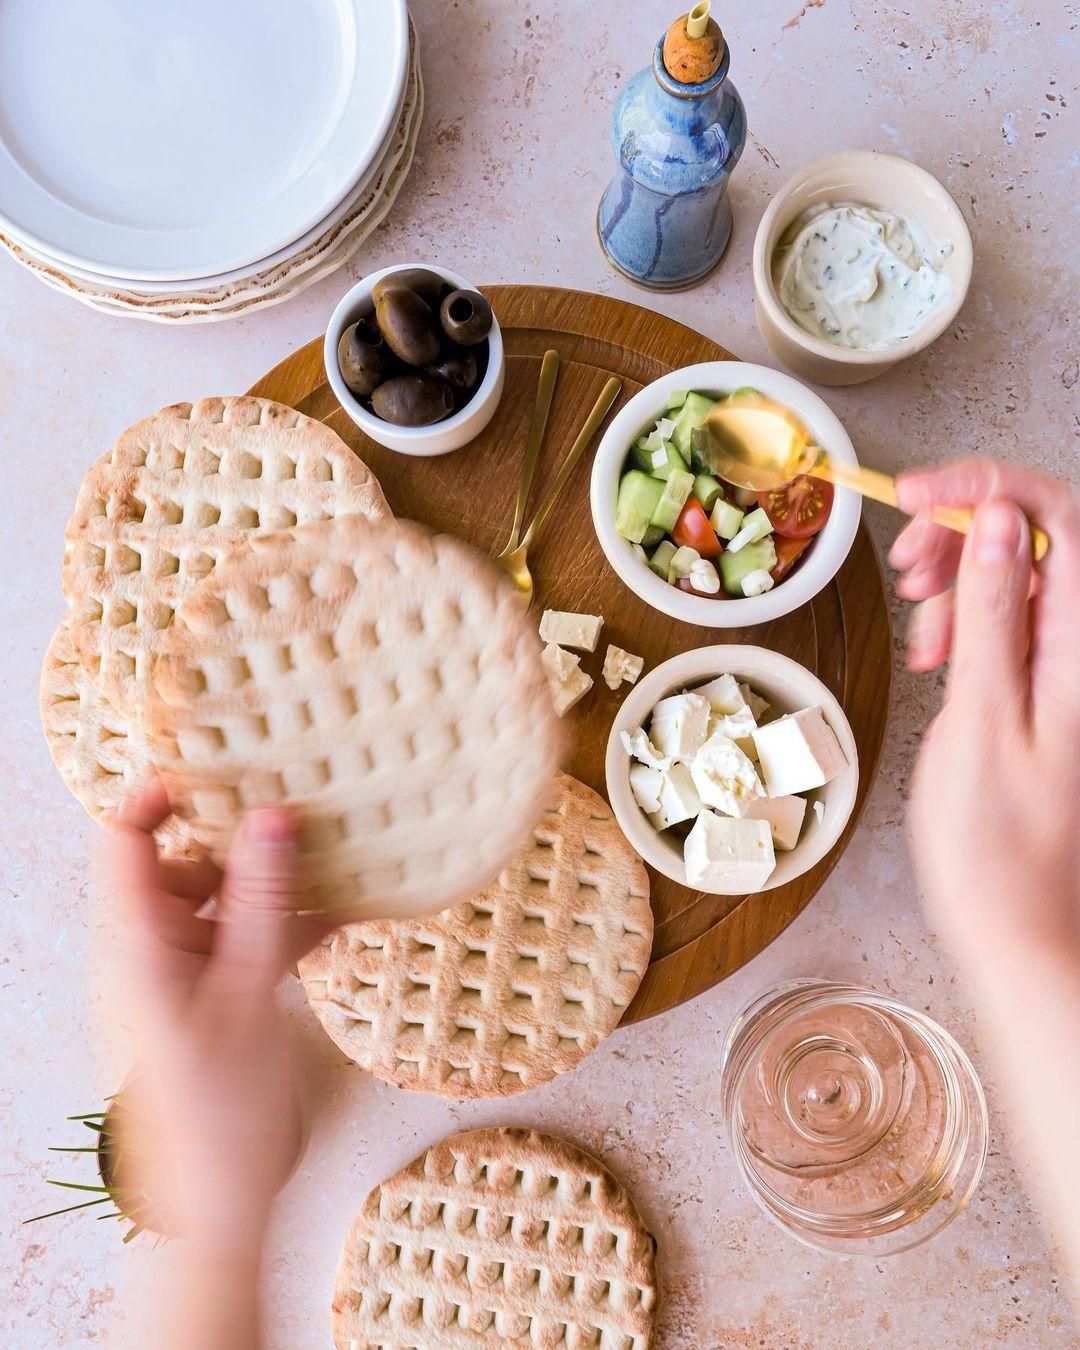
left=46, top=1180, right=111, bottom=1194
left=24, top=1197, right=111, bottom=1223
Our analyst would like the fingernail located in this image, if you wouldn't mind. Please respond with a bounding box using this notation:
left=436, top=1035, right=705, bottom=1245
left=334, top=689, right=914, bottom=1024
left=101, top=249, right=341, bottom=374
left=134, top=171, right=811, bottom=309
left=248, top=807, right=293, bottom=847
left=973, top=500, right=1025, bottom=566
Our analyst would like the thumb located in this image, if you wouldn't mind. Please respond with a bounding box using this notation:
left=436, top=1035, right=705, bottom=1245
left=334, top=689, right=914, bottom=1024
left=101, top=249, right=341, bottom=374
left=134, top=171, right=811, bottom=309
left=211, top=807, right=302, bottom=995
left=949, top=499, right=1032, bottom=717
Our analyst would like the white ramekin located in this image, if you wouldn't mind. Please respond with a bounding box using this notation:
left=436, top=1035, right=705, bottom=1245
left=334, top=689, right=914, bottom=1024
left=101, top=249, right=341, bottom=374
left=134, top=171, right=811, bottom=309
left=606, top=645, right=859, bottom=895
left=753, top=151, right=973, bottom=387
left=324, top=262, right=505, bottom=456
left=589, top=361, right=860, bottom=628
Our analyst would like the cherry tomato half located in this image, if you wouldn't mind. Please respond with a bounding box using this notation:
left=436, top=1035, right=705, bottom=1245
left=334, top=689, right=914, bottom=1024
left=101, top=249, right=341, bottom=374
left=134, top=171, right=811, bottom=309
left=671, top=497, right=722, bottom=557
left=758, top=475, right=834, bottom=539
left=770, top=534, right=812, bottom=582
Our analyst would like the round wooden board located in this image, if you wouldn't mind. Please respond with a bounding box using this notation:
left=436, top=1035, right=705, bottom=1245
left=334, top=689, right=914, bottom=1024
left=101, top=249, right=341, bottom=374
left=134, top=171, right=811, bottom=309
left=250, top=285, right=892, bottom=1023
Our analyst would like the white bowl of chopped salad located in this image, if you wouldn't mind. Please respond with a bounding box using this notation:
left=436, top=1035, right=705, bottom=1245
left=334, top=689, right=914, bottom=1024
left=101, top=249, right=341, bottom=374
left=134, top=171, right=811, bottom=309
left=589, top=362, right=861, bottom=628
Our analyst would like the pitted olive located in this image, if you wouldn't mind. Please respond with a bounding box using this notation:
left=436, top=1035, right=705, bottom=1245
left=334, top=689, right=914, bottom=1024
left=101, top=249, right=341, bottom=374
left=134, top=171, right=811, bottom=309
left=371, top=267, right=448, bottom=311
left=439, top=289, right=493, bottom=346
left=375, top=287, right=442, bottom=367
left=337, top=317, right=392, bottom=397
left=371, top=374, right=455, bottom=426
left=426, top=344, right=479, bottom=393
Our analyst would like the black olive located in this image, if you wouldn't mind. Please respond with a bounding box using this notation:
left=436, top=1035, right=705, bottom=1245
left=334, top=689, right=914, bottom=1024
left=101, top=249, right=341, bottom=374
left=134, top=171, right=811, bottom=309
left=372, top=267, right=447, bottom=311
left=337, top=317, right=392, bottom=397
left=425, top=344, right=479, bottom=392
left=371, top=374, right=455, bottom=426
left=439, top=289, right=494, bottom=346
left=375, top=287, right=442, bottom=367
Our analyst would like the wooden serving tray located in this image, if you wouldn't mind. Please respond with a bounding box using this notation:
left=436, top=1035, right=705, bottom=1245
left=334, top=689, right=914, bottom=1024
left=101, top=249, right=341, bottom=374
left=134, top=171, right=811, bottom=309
left=250, top=285, right=892, bottom=1022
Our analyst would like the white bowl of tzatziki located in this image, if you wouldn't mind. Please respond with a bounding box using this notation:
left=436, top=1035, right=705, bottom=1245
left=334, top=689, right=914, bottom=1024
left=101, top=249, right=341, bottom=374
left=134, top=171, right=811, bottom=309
left=753, top=151, right=972, bottom=386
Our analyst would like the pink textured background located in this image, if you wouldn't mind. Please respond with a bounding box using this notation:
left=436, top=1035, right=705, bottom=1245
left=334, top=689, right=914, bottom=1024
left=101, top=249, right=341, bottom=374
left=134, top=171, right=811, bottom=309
left=1, top=1, right=1076, bottom=1344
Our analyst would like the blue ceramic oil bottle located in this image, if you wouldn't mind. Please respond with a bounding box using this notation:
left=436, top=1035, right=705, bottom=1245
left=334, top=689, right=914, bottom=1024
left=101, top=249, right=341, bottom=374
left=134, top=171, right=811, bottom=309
left=597, top=3, right=747, bottom=290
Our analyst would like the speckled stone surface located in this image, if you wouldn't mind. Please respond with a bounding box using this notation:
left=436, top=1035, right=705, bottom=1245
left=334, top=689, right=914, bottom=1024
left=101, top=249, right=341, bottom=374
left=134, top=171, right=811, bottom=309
left=1, top=2, right=1076, bottom=1345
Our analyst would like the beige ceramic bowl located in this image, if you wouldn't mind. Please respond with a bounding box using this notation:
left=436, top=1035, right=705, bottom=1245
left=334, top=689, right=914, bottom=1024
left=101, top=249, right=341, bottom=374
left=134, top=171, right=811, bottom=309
left=753, top=151, right=973, bottom=386
left=606, top=645, right=859, bottom=895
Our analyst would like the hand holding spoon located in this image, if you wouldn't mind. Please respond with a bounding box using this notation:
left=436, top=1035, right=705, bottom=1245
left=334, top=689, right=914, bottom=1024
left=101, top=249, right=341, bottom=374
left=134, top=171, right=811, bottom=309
left=701, top=391, right=1050, bottom=561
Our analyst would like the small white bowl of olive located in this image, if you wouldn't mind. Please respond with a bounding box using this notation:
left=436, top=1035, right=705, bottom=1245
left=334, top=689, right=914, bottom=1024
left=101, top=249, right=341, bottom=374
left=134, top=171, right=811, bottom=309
left=325, top=262, right=505, bottom=456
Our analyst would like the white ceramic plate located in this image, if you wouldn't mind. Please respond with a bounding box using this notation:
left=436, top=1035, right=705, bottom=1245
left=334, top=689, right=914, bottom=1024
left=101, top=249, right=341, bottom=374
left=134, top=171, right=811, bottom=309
left=0, top=0, right=408, bottom=281
left=7, top=29, right=416, bottom=295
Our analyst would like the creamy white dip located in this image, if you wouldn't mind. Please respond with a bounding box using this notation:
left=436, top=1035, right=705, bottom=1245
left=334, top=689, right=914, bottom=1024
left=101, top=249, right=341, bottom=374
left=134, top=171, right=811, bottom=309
left=772, top=202, right=953, bottom=350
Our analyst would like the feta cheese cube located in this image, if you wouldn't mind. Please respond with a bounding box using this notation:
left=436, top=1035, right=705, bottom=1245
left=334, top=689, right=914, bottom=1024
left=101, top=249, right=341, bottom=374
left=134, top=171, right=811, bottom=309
left=813, top=800, right=825, bottom=825
left=649, top=762, right=703, bottom=831
left=603, top=645, right=644, bottom=691
left=745, top=794, right=807, bottom=851
left=694, top=673, right=747, bottom=716
left=752, top=706, right=848, bottom=798
left=739, top=683, right=771, bottom=722
left=629, top=763, right=664, bottom=814
left=540, top=643, right=593, bottom=716
left=649, top=692, right=711, bottom=762
left=688, top=733, right=765, bottom=817
left=620, top=727, right=671, bottom=771
left=684, top=812, right=776, bottom=890
left=539, top=609, right=604, bottom=652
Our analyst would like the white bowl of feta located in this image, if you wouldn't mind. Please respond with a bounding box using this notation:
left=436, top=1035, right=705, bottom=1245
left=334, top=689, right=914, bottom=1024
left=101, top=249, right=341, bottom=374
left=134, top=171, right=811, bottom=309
left=590, top=362, right=861, bottom=628
left=753, top=151, right=972, bottom=386
left=605, top=646, right=859, bottom=896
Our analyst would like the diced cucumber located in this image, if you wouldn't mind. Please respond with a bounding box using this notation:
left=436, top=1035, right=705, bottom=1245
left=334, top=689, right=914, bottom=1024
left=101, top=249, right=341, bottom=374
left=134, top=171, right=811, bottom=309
left=670, top=392, right=716, bottom=459
left=649, top=467, right=694, bottom=532
left=720, top=537, right=777, bottom=595
left=630, top=437, right=658, bottom=473
left=669, top=545, right=701, bottom=579
left=688, top=424, right=714, bottom=475
left=615, top=470, right=665, bottom=543
left=649, top=442, right=689, bottom=481
left=732, top=485, right=759, bottom=509
left=666, top=389, right=689, bottom=412
left=710, top=499, right=744, bottom=540
left=726, top=386, right=761, bottom=400
left=648, top=539, right=677, bottom=579
left=692, top=473, right=723, bottom=512
left=641, top=523, right=666, bottom=548
left=725, top=507, right=773, bottom=554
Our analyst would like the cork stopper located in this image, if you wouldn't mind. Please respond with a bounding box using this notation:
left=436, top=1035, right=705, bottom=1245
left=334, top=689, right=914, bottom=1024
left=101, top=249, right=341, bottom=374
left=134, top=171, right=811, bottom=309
left=663, top=3, right=725, bottom=84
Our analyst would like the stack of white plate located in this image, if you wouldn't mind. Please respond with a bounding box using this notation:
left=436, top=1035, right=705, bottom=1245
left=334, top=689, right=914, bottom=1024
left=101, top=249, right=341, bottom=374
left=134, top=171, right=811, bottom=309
left=0, top=1, right=421, bottom=324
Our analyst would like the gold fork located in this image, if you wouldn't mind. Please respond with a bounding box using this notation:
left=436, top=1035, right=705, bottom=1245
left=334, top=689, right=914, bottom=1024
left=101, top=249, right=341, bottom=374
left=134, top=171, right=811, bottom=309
left=495, top=371, right=623, bottom=606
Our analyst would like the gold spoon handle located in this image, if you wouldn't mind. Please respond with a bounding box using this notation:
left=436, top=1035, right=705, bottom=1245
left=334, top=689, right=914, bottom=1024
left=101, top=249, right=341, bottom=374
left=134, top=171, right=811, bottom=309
left=811, top=459, right=1050, bottom=562
left=521, top=377, right=622, bottom=549
left=507, top=349, right=561, bottom=549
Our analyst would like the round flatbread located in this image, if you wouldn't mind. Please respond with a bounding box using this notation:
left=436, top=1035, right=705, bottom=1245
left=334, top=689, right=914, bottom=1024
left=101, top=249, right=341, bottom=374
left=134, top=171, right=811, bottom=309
left=300, top=774, right=653, bottom=1098
left=146, top=515, right=561, bottom=922
left=39, top=623, right=194, bottom=858
left=332, top=1126, right=658, bottom=1349
left=62, top=396, right=390, bottom=712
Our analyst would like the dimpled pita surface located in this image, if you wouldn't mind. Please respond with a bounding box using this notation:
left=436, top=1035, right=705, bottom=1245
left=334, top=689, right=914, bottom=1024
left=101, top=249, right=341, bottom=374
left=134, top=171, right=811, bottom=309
left=299, top=775, right=652, bottom=1099
left=39, top=623, right=195, bottom=858
left=333, top=1126, right=658, bottom=1350
left=62, top=396, right=390, bottom=711
left=147, top=516, right=560, bottom=921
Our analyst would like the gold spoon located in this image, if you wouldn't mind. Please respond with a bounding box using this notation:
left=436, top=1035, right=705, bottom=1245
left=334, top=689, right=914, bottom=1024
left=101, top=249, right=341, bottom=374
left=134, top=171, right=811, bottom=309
left=496, top=375, right=623, bottom=605
left=702, top=390, right=1050, bottom=561
left=495, top=348, right=561, bottom=571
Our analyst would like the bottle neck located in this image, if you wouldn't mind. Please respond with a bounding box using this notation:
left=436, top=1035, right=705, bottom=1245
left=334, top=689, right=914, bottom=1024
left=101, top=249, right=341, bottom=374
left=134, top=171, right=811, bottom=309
left=652, top=33, right=730, bottom=100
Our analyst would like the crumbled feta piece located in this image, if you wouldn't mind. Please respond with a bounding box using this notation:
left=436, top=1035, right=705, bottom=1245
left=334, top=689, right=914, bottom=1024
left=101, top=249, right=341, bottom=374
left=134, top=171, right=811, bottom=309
left=539, top=609, right=604, bottom=652
left=649, top=691, right=711, bottom=762
left=745, top=794, right=807, bottom=851
left=741, top=568, right=775, bottom=598
left=621, top=728, right=671, bottom=771
left=694, top=674, right=748, bottom=717
left=629, top=763, right=664, bottom=815
left=689, top=733, right=765, bottom=817
left=684, top=812, right=776, bottom=890
left=649, top=762, right=702, bottom=831
left=688, top=558, right=721, bottom=594
left=603, top=645, right=644, bottom=691
left=752, top=707, right=848, bottom=798
left=739, top=683, right=771, bottom=722
left=708, top=705, right=758, bottom=742
left=540, top=643, right=593, bottom=716
left=736, top=734, right=760, bottom=763
left=812, top=800, right=826, bottom=825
